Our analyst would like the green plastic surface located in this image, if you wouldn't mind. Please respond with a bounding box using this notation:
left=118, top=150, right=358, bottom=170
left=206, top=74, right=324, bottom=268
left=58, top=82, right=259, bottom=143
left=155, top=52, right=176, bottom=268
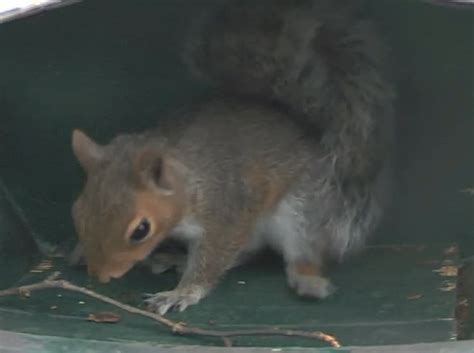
left=0, top=244, right=463, bottom=347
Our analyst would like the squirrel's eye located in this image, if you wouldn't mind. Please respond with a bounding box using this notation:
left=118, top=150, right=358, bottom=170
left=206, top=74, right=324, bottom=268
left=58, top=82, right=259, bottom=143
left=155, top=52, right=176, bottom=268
left=129, top=219, right=151, bottom=243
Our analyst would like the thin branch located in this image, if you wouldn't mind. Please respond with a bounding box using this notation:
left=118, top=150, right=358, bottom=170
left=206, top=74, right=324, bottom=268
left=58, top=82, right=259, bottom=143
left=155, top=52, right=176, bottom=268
left=420, top=0, right=474, bottom=9
left=0, top=273, right=341, bottom=348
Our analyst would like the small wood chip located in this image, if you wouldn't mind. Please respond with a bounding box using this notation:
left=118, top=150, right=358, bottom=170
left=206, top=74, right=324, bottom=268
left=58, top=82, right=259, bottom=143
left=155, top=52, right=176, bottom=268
left=37, top=263, right=53, bottom=269
left=433, top=265, right=458, bottom=277
left=406, top=293, right=423, bottom=300
left=87, top=312, right=122, bottom=323
left=19, top=289, right=31, bottom=298
left=439, top=282, right=456, bottom=292
left=32, top=259, right=54, bottom=272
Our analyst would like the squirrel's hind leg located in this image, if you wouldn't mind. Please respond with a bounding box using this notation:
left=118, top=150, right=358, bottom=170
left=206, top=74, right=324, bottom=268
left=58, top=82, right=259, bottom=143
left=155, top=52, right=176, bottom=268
left=285, top=260, right=336, bottom=299
left=265, top=195, right=336, bottom=299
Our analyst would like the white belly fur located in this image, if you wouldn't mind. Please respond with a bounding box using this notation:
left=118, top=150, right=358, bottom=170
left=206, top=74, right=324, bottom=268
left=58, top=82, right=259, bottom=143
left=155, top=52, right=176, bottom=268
left=168, top=195, right=306, bottom=262
left=244, top=195, right=306, bottom=261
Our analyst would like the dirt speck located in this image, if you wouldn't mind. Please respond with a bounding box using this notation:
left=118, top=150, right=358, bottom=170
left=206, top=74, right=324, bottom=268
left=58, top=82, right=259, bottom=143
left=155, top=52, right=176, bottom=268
left=406, top=293, right=423, bottom=300
left=87, top=312, right=122, bottom=323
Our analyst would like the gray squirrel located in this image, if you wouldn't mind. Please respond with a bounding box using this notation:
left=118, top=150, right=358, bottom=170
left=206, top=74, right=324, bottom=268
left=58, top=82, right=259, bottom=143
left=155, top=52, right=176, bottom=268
left=71, top=0, right=395, bottom=315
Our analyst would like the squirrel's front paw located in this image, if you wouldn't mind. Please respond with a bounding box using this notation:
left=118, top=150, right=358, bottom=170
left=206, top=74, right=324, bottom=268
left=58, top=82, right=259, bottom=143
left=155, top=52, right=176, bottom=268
left=143, top=285, right=206, bottom=315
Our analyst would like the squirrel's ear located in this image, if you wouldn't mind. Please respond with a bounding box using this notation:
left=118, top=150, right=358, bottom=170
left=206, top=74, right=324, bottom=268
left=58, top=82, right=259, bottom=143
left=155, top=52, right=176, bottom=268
left=72, top=129, right=104, bottom=172
left=135, top=150, right=176, bottom=195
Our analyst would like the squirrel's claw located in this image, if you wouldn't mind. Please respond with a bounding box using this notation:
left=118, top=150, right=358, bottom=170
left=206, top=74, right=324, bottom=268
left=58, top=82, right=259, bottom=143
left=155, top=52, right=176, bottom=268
left=144, top=285, right=206, bottom=315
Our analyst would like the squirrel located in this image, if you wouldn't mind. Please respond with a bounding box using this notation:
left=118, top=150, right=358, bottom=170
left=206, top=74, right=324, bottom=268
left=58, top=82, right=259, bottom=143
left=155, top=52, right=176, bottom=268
left=70, top=0, right=395, bottom=315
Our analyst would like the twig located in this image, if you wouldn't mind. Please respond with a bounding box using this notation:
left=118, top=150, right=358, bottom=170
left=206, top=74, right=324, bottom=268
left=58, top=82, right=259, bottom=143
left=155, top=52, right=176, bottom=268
left=0, top=272, right=341, bottom=348
left=420, top=0, right=474, bottom=9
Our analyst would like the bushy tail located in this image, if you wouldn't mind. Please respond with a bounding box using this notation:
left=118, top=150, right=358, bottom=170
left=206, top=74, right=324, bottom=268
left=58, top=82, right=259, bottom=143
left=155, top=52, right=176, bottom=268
left=185, top=0, right=394, bottom=175
left=184, top=0, right=395, bottom=256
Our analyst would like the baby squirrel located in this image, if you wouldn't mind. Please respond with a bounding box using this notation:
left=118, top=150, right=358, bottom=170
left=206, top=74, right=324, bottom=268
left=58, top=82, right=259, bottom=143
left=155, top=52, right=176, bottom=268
left=71, top=0, right=395, bottom=315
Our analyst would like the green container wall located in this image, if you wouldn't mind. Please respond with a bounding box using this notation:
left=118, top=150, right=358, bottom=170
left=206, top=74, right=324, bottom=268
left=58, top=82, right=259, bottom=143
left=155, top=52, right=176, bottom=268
left=0, top=0, right=472, bottom=252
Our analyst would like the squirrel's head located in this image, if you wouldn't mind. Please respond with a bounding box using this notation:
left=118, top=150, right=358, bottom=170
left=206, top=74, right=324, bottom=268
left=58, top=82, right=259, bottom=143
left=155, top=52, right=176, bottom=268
left=71, top=130, right=185, bottom=283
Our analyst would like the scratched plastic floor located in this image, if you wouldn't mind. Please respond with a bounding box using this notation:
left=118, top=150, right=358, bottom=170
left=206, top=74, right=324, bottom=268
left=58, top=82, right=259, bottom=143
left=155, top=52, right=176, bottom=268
left=0, top=242, right=463, bottom=348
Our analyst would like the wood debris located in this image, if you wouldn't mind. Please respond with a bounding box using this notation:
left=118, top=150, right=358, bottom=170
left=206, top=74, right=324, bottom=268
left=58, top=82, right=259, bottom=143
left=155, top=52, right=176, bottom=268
left=433, top=265, right=458, bottom=277
left=87, top=311, right=122, bottom=323
left=406, top=293, right=423, bottom=300
left=30, top=259, right=54, bottom=274
left=439, top=282, right=456, bottom=292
